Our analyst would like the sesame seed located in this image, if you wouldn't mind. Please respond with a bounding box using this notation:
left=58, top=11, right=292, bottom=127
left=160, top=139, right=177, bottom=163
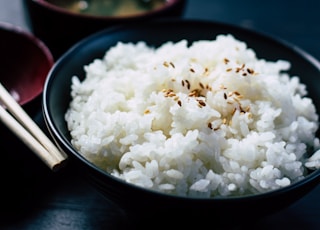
left=168, top=92, right=176, bottom=97
left=247, top=68, right=254, bottom=74
left=144, top=109, right=150, bottom=114
left=204, top=67, right=209, bottom=76
left=198, top=100, right=206, bottom=107
left=185, top=80, right=191, bottom=90
left=231, top=107, right=236, bottom=115
left=163, top=61, right=169, bottom=67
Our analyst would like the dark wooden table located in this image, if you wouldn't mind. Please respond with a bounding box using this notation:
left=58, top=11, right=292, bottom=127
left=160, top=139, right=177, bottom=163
left=1, top=0, right=320, bottom=229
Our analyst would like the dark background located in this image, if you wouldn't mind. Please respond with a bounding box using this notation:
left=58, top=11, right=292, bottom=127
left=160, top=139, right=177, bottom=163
left=0, top=0, right=320, bottom=229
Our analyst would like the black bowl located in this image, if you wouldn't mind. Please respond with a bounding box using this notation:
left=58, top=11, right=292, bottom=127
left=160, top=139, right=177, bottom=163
left=43, top=19, right=320, bottom=227
left=23, top=0, right=187, bottom=59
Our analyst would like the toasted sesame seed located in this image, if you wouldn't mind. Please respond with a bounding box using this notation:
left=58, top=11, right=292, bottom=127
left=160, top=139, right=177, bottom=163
left=163, top=61, right=169, bottom=67
left=240, top=105, right=245, bottom=113
left=185, top=80, right=191, bottom=90
left=224, top=58, right=230, bottom=64
left=144, top=109, right=150, bottom=114
left=189, top=89, right=200, bottom=97
left=231, top=107, right=236, bottom=115
left=198, top=100, right=206, bottom=107
left=247, top=68, right=254, bottom=74
left=168, top=92, right=176, bottom=97
left=204, top=67, right=209, bottom=76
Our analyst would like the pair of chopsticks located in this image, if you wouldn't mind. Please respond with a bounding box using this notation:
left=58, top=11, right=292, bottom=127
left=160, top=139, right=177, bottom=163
left=0, top=83, right=68, bottom=172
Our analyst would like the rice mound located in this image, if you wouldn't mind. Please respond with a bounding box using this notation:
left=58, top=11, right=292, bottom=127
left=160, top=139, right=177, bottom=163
left=65, top=34, right=320, bottom=197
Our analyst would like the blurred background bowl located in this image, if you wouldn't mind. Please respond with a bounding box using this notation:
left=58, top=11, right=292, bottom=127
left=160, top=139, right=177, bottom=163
left=0, top=22, right=54, bottom=113
left=42, top=19, right=320, bottom=227
left=0, top=22, right=54, bottom=211
left=23, top=0, right=187, bottom=59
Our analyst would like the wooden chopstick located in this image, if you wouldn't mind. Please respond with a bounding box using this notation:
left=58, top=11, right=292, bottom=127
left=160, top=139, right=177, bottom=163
left=0, top=83, right=68, bottom=171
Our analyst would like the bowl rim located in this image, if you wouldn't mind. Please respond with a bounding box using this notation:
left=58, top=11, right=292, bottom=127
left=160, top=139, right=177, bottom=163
left=43, top=18, right=320, bottom=201
left=33, top=0, right=185, bottom=19
left=0, top=21, right=54, bottom=105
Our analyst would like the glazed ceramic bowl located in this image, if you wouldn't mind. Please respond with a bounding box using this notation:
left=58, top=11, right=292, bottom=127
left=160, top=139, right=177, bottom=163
left=42, top=19, right=320, bottom=228
left=0, top=22, right=54, bottom=211
left=0, top=22, right=53, bottom=113
left=23, top=0, right=187, bottom=59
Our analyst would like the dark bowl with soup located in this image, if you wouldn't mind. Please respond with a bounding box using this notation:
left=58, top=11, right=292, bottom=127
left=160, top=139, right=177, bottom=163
left=23, top=0, right=187, bottom=59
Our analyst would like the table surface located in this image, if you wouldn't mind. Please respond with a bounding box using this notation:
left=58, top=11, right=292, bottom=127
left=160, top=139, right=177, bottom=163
left=1, top=0, right=320, bottom=229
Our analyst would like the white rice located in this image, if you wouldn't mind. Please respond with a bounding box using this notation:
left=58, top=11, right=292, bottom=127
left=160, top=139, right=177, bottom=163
left=65, top=34, right=320, bottom=197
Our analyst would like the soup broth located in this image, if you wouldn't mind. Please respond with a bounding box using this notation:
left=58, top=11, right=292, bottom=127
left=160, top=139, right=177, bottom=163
left=46, top=0, right=167, bottom=17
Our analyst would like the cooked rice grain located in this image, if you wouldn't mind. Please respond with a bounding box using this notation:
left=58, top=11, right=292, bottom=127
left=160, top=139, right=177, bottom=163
left=66, top=35, right=320, bottom=197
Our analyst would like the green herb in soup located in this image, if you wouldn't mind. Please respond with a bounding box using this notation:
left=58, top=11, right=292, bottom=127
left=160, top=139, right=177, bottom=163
left=47, top=0, right=167, bottom=16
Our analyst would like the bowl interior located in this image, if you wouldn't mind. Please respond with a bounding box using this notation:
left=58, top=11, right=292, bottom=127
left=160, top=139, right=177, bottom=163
left=43, top=20, right=320, bottom=212
left=0, top=23, right=53, bottom=106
